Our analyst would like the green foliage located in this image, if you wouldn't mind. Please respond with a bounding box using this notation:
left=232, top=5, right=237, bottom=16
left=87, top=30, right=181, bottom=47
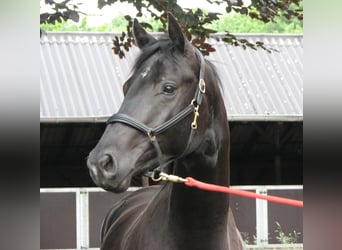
left=40, top=15, right=129, bottom=32
left=41, top=12, right=302, bottom=34
left=41, top=0, right=303, bottom=57
left=206, top=13, right=302, bottom=33
left=274, top=221, right=302, bottom=244
left=40, top=0, right=80, bottom=24
left=240, top=231, right=257, bottom=245
left=240, top=221, right=302, bottom=246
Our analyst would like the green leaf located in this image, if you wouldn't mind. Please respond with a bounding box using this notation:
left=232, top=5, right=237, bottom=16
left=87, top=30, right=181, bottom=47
left=68, top=10, right=79, bottom=22
left=241, top=7, right=248, bottom=15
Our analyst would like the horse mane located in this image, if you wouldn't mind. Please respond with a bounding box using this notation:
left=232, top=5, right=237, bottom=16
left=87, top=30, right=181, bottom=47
left=206, top=59, right=224, bottom=94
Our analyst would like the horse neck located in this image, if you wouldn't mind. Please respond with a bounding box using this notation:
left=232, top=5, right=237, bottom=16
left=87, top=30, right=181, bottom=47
left=166, top=85, right=231, bottom=247
left=170, top=128, right=230, bottom=220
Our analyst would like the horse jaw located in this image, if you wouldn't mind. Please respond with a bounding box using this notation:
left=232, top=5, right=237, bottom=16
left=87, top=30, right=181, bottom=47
left=87, top=126, right=159, bottom=193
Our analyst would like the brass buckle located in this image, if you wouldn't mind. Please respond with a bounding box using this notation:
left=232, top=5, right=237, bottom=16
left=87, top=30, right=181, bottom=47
left=191, top=99, right=199, bottom=130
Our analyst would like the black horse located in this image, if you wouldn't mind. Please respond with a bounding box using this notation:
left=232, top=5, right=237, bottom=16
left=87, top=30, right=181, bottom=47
left=87, top=13, right=245, bottom=250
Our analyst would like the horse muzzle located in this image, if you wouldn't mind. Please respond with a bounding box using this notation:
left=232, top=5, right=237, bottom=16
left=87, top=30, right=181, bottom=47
left=87, top=152, right=131, bottom=193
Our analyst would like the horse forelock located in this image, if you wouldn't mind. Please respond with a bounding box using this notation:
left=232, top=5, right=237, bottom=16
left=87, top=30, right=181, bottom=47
left=134, top=38, right=170, bottom=70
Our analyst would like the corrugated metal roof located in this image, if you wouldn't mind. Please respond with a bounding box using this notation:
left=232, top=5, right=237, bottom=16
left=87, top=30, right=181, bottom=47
left=40, top=32, right=302, bottom=122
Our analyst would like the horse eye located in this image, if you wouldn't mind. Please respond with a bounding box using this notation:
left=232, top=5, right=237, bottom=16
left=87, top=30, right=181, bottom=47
left=162, top=83, right=177, bottom=95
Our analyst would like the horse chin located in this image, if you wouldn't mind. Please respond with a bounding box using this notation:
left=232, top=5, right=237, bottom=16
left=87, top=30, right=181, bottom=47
left=102, top=177, right=131, bottom=193
left=92, top=154, right=165, bottom=193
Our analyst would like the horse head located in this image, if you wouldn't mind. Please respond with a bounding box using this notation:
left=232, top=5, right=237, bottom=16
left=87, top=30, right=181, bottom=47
left=87, top=13, right=225, bottom=193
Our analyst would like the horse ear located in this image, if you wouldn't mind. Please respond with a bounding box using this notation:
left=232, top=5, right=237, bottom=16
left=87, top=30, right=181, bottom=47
left=167, top=12, right=194, bottom=56
left=133, top=18, right=156, bottom=49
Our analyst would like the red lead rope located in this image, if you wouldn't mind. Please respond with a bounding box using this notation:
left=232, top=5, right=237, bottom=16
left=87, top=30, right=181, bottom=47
left=185, top=177, right=303, bottom=208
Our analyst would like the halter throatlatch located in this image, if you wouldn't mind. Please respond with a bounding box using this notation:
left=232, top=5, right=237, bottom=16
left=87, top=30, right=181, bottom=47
left=106, top=49, right=206, bottom=179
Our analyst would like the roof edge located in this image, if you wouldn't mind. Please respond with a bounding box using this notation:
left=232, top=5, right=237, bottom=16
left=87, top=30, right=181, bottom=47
left=41, top=31, right=303, bottom=38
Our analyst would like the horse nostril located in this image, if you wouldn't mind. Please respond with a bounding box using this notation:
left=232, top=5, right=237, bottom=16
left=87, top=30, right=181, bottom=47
left=99, top=154, right=114, bottom=172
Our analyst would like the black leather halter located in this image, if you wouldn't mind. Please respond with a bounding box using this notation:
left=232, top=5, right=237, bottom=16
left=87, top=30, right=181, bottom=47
left=106, top=49, right=206, bottom=179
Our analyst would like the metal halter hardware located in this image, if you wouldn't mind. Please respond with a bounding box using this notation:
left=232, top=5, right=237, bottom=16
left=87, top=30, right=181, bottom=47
left=106, top=49, right=206, bottom=178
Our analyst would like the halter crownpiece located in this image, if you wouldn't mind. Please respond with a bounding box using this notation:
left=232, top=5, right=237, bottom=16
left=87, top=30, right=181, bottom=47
left=106, top=49, right=206, bottom=177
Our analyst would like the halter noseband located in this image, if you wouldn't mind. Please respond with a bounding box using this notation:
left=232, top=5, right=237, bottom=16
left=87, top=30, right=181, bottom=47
left=106, top=49, right=206, bottom=179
